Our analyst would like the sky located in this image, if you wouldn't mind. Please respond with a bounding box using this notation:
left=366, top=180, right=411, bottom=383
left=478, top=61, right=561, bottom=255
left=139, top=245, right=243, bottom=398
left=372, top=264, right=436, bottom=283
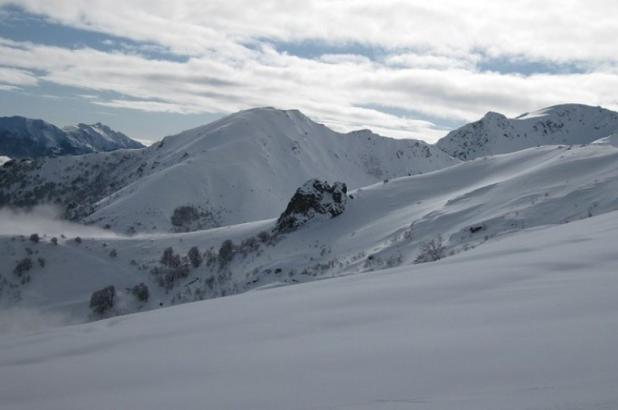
left=0, top=1, right=617, bottom=143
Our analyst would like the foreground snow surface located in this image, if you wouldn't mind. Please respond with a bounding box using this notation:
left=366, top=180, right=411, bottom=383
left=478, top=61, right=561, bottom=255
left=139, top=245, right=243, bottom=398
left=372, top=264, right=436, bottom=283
left=2, top=212, right=618, bottom=409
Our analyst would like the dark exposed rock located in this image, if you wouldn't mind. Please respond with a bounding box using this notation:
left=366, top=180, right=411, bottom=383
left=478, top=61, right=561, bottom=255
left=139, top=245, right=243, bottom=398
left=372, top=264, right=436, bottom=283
left=276, top=179, right=347, bottom=233
left=469, top=225, right=485, bottom=233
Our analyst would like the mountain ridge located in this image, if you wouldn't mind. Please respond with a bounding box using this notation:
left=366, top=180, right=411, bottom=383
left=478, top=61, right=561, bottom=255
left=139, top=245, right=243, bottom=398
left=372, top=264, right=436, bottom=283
left=0, top=115, right=144, bottom=159
left=0, top=107, right=459, bottom=233
left=436, top=103, right=618, bottom=160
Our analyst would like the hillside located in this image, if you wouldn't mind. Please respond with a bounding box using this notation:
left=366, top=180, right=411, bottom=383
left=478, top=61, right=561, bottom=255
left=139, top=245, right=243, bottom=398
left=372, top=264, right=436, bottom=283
left=2, top=209, right=618, bottom=410
left=2, top=135, right=618, bottom=321
left=0, top=116, right=143, bottom=159
left=0, top=107, right=458, bottom=232
left=436, top=103, right=618, bottom=160
left=63, top=123, right=144, bottom=152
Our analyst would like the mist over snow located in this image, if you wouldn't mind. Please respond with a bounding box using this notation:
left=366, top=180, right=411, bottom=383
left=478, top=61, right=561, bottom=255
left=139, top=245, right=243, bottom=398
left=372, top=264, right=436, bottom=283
left=0, top=307, right=76, bottom=336
left=0, top=205, right=119, bottom=238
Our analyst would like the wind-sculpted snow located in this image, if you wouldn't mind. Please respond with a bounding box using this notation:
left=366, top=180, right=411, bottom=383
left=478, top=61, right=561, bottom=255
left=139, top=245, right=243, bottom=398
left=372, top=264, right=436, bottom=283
left=2, top=211, right=618, bottom=409
left=437, top=104, right=618, bottom=160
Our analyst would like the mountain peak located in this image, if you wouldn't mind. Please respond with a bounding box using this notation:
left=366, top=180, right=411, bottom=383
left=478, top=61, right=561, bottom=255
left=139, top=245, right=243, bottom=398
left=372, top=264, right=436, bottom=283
left=482, top=111, right=507, bottom=121
left=65, top=122, right=144, bottom=150
left=0, top=115, right=143, bottom=158
left=437, top=103, right=618, bottom=160
left=516, top=103, right=610, bottom=120
left=230, top=107, right=313, bottom=124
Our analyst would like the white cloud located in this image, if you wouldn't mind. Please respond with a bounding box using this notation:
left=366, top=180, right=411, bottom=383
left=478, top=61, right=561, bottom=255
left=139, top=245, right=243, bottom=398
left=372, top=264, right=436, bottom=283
left=1, top=1, right=617, bottom=142
left=5, top=0, right=618, bottom=63
left=0, top=66, right=38, bottom=87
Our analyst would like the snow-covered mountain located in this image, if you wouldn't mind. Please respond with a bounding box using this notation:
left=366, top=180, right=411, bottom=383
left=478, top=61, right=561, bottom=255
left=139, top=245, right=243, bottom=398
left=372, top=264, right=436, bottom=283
left=63, top=122, right=144, bottom=152
left=3, top=207, right=618, bottom=410
left=3, top=103, right=618, bottom=409
left=436, top=103, right=618, bottom=160
left=0, top=116, right=143, bottom=159
left=2, top=134, right=618, bottom=321
left=0, top=116, right=81, bottom=158
left=0, top=107, right=458, bottom=232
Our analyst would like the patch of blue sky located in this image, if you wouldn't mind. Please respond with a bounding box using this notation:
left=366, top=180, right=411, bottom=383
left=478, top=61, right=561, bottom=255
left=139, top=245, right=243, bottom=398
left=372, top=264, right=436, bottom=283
left=270, top=38, right=587, bottom=77
left=264, top=38, right=390, bottom=61
left=0, top=82, right=222, bottom=142
left=477, top=55, right=587, bottom=75
left=359, top=103, right=463, bottom=131
left=0, top=5, right=188, bottom=62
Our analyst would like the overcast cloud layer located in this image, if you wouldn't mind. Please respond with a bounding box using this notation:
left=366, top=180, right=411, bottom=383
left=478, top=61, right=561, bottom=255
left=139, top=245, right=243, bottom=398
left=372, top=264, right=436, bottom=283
left=1, top=0, right=617, bottom=142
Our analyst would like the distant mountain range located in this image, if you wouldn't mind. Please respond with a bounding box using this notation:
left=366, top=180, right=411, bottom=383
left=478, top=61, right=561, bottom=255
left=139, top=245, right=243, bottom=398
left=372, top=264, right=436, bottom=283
left=0, top=116, right=144, bottom=159
left=2, top=103, right=618, bottom=323
left=436, top=104, right=618, bottom=160
left=2, top=104, right=618, bottom=234
left=0, top=107, right=458, bottom=232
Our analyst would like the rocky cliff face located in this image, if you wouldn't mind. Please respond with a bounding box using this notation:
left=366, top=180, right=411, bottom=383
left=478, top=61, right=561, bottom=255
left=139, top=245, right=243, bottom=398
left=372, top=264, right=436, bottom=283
left=276, top=179, right=348, bottom=232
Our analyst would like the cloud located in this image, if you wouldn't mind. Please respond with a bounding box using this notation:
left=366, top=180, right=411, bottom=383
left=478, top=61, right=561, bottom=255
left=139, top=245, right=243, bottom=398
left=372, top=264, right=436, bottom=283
left=0, top=66, right=38, bottom=88
left=0, top=205, right=119, bottom=238
left=0, top=1, right=617, bottom=142
left=5, top=0, right=618, bottom=63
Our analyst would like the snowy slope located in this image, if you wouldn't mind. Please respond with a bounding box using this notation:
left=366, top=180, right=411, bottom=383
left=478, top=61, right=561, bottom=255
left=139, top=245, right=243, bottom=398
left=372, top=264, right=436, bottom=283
left=63, top=123, right=144, bottom=151
left=2, top=137, right=618, bottom=321
left=436, top=103, right=618, bottom=160
left=2, top=210, right=618, bottom=410
left=0, top=116, right=143, bottom=159
left=0, top=107, right=458, bottom=232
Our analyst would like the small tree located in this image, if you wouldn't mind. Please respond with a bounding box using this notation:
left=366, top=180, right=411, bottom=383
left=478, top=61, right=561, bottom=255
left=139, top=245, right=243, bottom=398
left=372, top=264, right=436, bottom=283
left=257, top=231, right=271, bottom=243
left=402, top=222, right=415, bottom=241
left=131, top=283, right=149, bottom=302
left=218, top=240, right=234, bottom=268
left=171, top=205, right=200, bottom=231
left=160, top=247, right=180, bottom=268
left=188, top=246, right=203, bottom=268
left=14, top=257, right=33, bottom=276
left=414, top=235, right=446, bottom=264
left=89, top=286, right=116, bottom=315
left=29, top=233, right=40, bottom=243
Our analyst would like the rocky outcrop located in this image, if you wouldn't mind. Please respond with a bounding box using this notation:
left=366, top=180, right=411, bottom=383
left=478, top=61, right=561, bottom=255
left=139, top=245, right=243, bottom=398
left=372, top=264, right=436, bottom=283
left=276, top=179, right=348, bottom=232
